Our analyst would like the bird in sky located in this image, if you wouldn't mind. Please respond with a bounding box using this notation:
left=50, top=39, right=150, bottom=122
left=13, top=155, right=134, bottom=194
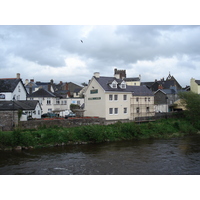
left=80, top=40, right=83, bottom=43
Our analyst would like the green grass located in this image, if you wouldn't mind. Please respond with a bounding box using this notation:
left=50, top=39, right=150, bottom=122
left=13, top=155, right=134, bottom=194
left=0, top=118, right=199, bottom=149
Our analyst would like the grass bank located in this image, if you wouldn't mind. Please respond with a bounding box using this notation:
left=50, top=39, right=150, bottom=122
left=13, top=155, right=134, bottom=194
left=0, top=118, right=199, bottom=150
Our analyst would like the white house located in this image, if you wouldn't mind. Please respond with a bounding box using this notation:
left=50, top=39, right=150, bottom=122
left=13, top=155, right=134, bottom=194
left=27, top=88, right=84, bottom=115
left=84, top=72, right=155, bottom=121
left=0, top=73, right=27, bottom=101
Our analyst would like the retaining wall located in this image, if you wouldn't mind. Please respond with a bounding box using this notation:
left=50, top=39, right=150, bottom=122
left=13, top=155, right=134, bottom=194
left=0, top=111, right=18, bottom=131
left=19, top=118, right=105, bottom=130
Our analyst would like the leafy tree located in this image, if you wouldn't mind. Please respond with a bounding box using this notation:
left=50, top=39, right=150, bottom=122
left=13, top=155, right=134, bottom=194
left=70, top=103, right=80, bottom=111
left=81, top=82, right=88, bottom=87
left=178, top=91, right=200, bottom=128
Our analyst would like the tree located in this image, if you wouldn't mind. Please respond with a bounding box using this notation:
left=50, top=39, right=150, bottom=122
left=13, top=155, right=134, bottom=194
left=178, top=91, right=200, bottom=128
left=81, top=82, right=88, bottom=87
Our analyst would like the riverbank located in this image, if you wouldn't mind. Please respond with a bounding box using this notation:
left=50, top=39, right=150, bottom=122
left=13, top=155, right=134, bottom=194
left=0, top=118, right=199, bottom=150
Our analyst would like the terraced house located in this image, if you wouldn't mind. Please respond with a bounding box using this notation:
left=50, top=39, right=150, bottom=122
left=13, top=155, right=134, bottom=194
left=84, top=71, right=155, bottom=121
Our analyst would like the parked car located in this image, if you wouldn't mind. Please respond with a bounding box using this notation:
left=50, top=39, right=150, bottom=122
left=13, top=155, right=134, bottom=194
left=42, top=113, right=57, bottom=118
left=65, top=112, right=76, bottom=119
left=27, top=115, right=33, bottom=120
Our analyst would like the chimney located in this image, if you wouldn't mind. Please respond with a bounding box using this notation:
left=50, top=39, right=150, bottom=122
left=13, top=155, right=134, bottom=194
left=94, top=72, right=100, bottom=78
left=25, top=79, right=29, bottom=86
left=114, top=68, right=126, bottom=79
left=29, top=82, right=33, bottom=94
left=114, top=74, right=120, bottom=79
left=16, top=73, right=20, bottom=79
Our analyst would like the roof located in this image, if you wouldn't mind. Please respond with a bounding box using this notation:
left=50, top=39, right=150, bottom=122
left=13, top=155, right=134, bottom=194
left=94, top=76, right=154, bottom=96
left=141, top=82, right=154, bottom=88
left=0, top=100, right=40, bottom=111
left=195, top=80, right=200, bottom=85
left=28, top=88, right=56, bottom=98
left=0, top=79, right=21, bottom=92
left=74, top=88, right=82, bottom=93
left=154, top=89, right=176, bottom=95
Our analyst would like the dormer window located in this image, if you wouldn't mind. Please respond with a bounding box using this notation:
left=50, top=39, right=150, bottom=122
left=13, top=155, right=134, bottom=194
left=110, top=80, right=118, bottom=88
left=119, top=81, right=126, bottom=89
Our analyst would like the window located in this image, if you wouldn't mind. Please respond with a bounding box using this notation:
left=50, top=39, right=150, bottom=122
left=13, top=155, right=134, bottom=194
left=136, top=107, right=140, bottom=113
left=90, top=89, right=98, bottom=94
left=148, top=97, right=151, bottom=102
left=109, top=108, right=113, bottom=114
left=77, top=100, right=80, bottom=105
left=123, top=95, right=127, bottom=100
left=18, top=86, right=20, bottom=92
left=47, top=98, right=51, bottom=105
left=121, top=83, right=126, bottom=89
left=39, top=98, right=43, bottom=105
left=136, top=97, right=139, bottom=102
left=114, top=108, right=118, bottom=114
left=114, top=95, right=118, bottom=101
left=109, top=94, right=113, bottom=101
left=146, top=107, right=149, bottom=112
left=38, top=110, right=40, bottom=115
left=145, top=97, right=147, bottom=102
left=124, top=107, right=127, bottom=114
left=56, top=98, right=60, bottom=104
left=112, top=83, right=117, bottom=88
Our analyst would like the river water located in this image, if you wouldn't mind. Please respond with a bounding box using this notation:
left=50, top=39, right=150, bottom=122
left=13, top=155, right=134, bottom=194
left=1, top=135, right=200, bottom=175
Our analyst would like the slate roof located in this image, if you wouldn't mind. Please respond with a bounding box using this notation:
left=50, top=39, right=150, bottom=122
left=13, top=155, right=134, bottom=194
left=28, top=88, right=56, bottom=98
left=141, top=82, right=154, bottom=88
left=195, top=80, right=200, bottom=85
left=74, top=88, right=82, bottom=93
left=0, top=79, right=21, bottom=92
left=155, top=88, right=184, bottom=95
left=0, top=100, right=40, bottom=111
left=94, top=76, right=154, bottom=96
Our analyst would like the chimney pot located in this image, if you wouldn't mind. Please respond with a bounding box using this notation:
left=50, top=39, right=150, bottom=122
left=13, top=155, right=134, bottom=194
left=16, top=73, right=20, bottom=79
left=94, top=72, right=100, bottom=78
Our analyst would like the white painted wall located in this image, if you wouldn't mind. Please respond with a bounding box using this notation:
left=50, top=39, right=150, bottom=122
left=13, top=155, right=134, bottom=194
left=0, top=81, right=27, bottom=101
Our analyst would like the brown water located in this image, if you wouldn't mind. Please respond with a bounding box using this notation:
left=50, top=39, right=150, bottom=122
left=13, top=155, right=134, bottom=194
left=1, top=135, right=200, bottom=175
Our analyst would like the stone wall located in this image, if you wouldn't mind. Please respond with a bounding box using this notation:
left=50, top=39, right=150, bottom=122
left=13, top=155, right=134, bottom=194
left=0, top=111, right=18, bottom=131
left=19, top=117, right=105, bottom=130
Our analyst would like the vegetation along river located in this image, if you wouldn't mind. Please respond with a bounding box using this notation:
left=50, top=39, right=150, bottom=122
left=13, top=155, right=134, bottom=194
left=1, top=135, right=200, bottom=175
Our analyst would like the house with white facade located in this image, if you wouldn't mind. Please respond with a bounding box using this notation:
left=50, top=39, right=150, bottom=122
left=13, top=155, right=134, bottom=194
left=190, top=78, right=200, bottom=94
left=84, top=72, right=155, bottom=121
left=0, top=73, right=27, bottom=101
left=27, top=87, right=84, bottom=115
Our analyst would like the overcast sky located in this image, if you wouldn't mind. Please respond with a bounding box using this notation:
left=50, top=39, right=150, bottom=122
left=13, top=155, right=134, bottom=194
left=1, top=25, right=200, bottom=87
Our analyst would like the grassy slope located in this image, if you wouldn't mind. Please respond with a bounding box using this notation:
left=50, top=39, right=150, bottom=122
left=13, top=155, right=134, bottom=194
left=0, top=118, right=199, bottom=149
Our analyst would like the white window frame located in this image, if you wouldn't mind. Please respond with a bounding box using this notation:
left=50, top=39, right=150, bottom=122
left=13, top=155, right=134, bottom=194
left=47, top=98, right=51, bottom=105
left=109, top=94, right=113, bottom=101
left=114, top=108, right=118, bottom=115
left=56, top=98, right=60, bottom=105
left=109, top=108, right=113, bottom=115
left=114, top=94, right=118, bottom=101
left=124, top=107, right=127, bottom=114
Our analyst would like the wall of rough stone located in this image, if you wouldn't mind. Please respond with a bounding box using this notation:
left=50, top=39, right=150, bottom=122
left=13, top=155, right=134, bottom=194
left=0, top=111, right=18, bottom=131
left=19, top=118, right=105, bottom=130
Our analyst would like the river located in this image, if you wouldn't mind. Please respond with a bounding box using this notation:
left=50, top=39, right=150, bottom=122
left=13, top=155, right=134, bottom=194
left=1, top=135, right=200, bottom=175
